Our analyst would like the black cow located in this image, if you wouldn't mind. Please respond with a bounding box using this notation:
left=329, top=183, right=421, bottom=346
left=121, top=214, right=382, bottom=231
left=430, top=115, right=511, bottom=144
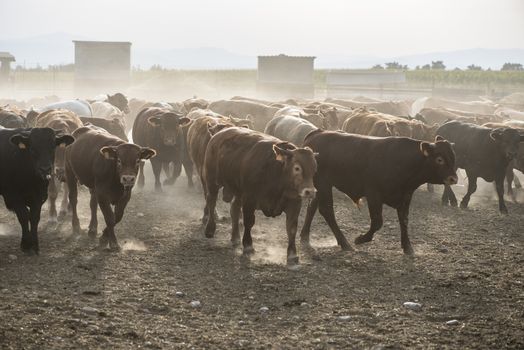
left=437, top=121, right=524, bottom=213
left=132, top=107, right=192, bottom=191
left=301, top=130, right=457, bottom=255
left=0, top=128, right=74, bottom=253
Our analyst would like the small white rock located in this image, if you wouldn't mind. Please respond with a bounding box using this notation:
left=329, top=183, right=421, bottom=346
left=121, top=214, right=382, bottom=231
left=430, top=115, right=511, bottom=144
left=403, top=302, right=422, bottom=311
left=175, top=291, right=185, bottom=297
left=300, top=302, right=309, bottom=307
left=8, top=254, right=17, bottom=261
left=190, top=300, right=201, bottom=308
left=338, top=315, right=351, bottom=321
left=259, top=306, right=269, bottom=313
left=137, top=212, right=145, bottom=217
left=81, top=306, right=99, bottom=315
left=446, top=319, right=460, bottom=326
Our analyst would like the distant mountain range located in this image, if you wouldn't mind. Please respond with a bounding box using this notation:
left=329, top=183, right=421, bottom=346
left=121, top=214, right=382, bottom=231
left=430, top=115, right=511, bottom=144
left=1, top=32, right=523, bottom=70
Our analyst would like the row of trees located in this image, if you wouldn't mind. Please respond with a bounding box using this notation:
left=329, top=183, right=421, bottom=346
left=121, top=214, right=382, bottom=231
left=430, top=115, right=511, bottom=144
left=372, top=61, right=523, bottom=71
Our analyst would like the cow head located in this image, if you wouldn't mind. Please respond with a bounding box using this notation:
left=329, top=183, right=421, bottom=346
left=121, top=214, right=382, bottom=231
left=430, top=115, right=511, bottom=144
left=107, top=117, right=128, bottom=141
left=300, top=112, right=326, bottom=129
left=147, top=111, right=191, bottom=146
left=226, top=115, right=253, bottom=129
left=319, top=107, right=339, bottom=130
left=420, top=135, right=458, bottom=185
left=100, top=144, right=156, bottom=189
left=273, top=142, right=318, bottom=199
left=10, top=128, right=75, bottom=181
left=489, top=128, right=524, bottom=160
left=106, top=93, right=130, bottom=114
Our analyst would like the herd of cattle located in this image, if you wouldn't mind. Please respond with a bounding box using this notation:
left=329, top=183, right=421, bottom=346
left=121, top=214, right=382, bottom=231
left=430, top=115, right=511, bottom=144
left=1, top=93, right=523, bottom=264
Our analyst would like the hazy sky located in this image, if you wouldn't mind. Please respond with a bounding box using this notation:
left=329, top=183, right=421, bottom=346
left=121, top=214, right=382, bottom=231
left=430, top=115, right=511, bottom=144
left=1, top=0, right=523, bottom=56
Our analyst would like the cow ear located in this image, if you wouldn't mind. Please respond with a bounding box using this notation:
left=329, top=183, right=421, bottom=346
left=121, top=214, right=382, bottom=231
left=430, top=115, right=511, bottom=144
left=178, top=117, right=191, bottom=127
left=112, top=118, right=121, bottom=125
left=420, top=142, right=434, bottom=157
left=435, top=135, right=445, bottom=142
left=55, top=134, right=75, bottom=147
left=100, top=146, right=117, bottom=160
left=147, top=116, right=162, bottom=127
left=273, top=143, right=293, bottom=162
left=140, top=147, right=156, bottom=160
left=490, top=129, right=504, bottom=141
left=10, top=133, right=30, bottom=150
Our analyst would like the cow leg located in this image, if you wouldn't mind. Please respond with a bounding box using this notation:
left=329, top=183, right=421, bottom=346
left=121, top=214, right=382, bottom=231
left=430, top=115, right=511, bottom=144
left=97, top=198, right=119, bottom=250
left=66, top=166, right=80, bottom=235
left=137, top=161, right=145, bottom=188
left=87, top=189, right=98, bottom=239
left=241, top=203, right=256, bottom=255
left=397, top=192, right=414, bottom=255
left=183, top=154, right=195, bottom=188
left=355, top=194, right=383, bottom=245
left=316, top=185, right=352, bottom=251
left=300, top=197, right=318, bottom=247
left=114, top=190, right=131, bottom=225
left=204, top=183, right=219, bottom=238
left=28, top=201, right=42, bottom=255
left=151, top=159, right=163, bottom=192
left=285, top=201, right=301, bottom=265
left=230, top=196, right=241, bottom=246
left=460, top=174, right=477, bottom=209
left=495, top=176, right=508, bottom=214
left=58, top=183, right=69, bottom=221
left=47, top=175, right=58, bottom=225
left=163, top=162, right=175, bottom=185
left=442, top=184, right=458, bottom=207
left=513, top=173, right=522, bottom=189
left=14, top=204, right=31, bottom=253
left=506, top=166, right=517, bottom=202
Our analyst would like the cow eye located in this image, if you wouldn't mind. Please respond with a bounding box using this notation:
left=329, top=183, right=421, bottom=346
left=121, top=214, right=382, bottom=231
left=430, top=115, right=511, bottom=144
left=435, top=156, right=444, bottom=165
left=293, top=165, right=301, bottom=173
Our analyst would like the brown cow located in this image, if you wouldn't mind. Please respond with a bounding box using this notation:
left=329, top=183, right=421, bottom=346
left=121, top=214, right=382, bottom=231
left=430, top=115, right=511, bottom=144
left=301, top=130, right=457, bottom=255
left=35, top=109, right=83, bottom=224
left=202, top=127, right=317, bottom=265
left=132, top=107, right=192, bottom=191
left=65, top=126, right=155, bottom=249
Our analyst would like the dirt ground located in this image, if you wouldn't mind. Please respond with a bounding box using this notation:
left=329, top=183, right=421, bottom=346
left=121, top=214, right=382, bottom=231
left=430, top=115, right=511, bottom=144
left=0, top=168, right=523, bottom=349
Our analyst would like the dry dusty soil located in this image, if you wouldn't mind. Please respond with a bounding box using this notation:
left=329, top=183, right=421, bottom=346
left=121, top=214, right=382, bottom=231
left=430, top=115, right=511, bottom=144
left=1, top=170, right=523, bottom=349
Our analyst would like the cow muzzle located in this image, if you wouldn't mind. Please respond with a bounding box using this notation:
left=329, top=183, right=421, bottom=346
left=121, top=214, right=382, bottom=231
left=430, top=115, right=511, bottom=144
left=300, top=187, right=317, bottom=199
left=444, top=175, right=458, bottom=185
left=38, top=166, right=53, bottom=180
left=120, top=175, right=136, bottom=188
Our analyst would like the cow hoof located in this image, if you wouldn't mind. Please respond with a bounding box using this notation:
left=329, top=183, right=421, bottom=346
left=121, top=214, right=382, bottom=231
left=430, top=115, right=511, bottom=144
left=48, top=217, right=58, bottom=226
left=58, top=211, right=68, bottom=221
left=500, top=207, right=509, bottom=215
left=98, top=237, right=109, bottom=249
left=243, top=246, right=255, bottom=256
left=163, top=178, right=175, bottom=186
left=88, top=229, right=97, bottom=239
left=441, top=200, right=449, bottom=206
left=109, top=243, right=121, bottom=251
left=231, top=238, right=241, bottom=247
left=354, top=235, right=372, bottom=245
left=459, top=202, right=468, bottom=209
left=287, top=255, right=300, bottom=266
left=403, top=246, right=415, bottom=256
left=450, top=201, right=458, bottom=207
left=204, top=221, right=216, bottom=238
left=339, top=241, right=354, bottom=251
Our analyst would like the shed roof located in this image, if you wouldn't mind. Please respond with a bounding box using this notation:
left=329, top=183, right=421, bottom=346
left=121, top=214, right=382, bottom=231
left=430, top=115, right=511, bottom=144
left=0, top=52, right=15, bottom=61
left=73, top=40, right=132, bottom=46
left=258, top=54, right=315, bottom=59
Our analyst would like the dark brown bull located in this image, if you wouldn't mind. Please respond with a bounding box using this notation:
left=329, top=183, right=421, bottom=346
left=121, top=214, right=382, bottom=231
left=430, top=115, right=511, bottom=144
left=65, top=127, right=155, bottom=249
left=132, top=107, right=192, bottom=191
left=202, top=127, right=317, bottom=265
left=300, top=130, right=457, bottom=255
left=35, top=109, right=83, bottom=224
